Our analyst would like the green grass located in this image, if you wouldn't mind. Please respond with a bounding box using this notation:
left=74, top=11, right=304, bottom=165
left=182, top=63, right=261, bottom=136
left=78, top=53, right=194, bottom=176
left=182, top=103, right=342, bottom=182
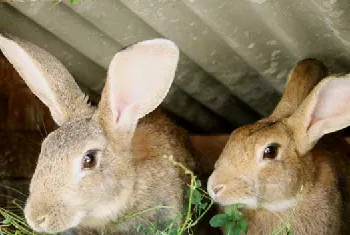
left=210, top=186, right=303, bottom=235
left=0, top=157, right=302, bottom=235
left=0, top=155, right=214, bottom=235
left=113, top=155, right=215, bottom=235
left=269, top=186, right=303, bottom=235
left=0, top=201, right=53, bottom=235
left=210, top=204, right=249, bottom=235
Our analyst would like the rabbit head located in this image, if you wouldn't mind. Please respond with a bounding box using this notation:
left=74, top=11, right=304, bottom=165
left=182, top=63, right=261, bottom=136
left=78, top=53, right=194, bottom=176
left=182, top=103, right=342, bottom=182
left=0, top=34, right=179, bottom=233
left=206, top=59, right=350, bottom=212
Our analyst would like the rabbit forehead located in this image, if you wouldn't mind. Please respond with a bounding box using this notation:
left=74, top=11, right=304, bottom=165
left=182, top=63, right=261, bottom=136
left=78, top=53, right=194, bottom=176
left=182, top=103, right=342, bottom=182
left=31, top=119, right=107, bottom=192
left=215, top=121, right=298, bottom=172
left=223, top=121, right=292, bottom=158
left=40, top=118, right=106, bottom=160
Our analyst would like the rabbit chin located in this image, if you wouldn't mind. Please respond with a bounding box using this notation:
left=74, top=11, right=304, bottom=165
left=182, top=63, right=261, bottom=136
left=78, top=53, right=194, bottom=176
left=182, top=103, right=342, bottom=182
left=215, top=197, right=259, bottom=209
left=215, top=196, right=297, bottom=212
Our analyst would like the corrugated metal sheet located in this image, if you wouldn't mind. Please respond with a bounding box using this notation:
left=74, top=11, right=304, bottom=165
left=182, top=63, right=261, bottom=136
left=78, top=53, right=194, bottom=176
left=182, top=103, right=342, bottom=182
left=1, top=0, right=350, bottom=133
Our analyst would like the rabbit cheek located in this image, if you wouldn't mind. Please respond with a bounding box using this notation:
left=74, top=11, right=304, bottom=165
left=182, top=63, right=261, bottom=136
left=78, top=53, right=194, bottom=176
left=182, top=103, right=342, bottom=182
left=257, top=162, right=301, bottom=211
left=208, top=170, right=257, bottom=208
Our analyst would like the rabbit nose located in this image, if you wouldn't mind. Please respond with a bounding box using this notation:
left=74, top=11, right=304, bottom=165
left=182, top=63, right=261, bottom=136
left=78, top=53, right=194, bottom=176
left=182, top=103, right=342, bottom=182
left=212, top=184, right=226, bottom=195
left=36, top=215, right=49, bottom=229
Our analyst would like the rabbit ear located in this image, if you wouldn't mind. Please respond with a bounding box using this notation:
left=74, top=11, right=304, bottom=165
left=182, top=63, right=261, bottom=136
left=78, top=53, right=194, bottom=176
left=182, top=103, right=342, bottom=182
left=287, top=74, right=350, bottom=154
left=96, top=39, right=179, bottom=142
left=0, top=33, right=93, bottom=126
left=270, top=59, right=327, bottom=120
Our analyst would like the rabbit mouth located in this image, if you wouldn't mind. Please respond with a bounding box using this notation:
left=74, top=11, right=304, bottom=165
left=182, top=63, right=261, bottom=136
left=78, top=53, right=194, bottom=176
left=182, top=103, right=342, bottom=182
left=207, top=174, right=258, bottom=209
left=25, top=208, right=86, bottom=233
left=214, top=196, right=258, bottom=209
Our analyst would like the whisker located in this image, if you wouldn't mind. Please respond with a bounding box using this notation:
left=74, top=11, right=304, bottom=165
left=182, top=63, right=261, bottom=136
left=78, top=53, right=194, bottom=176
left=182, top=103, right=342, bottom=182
left=244, top=191, right=273, bottom=204
left=0, top=194, right=26, bottom=204
left=39, top=112, right=48, bottom=137
left=241, top=173, right=256, bottom=185
left=36, top=122, right=44, bottom=139
left=27, top=138, right=42, bottom=146
left=0, top=183, right=28, bottom=197
left=2, top=208, right=25, bottom=214
left=270, top=210, right=285, bottom=223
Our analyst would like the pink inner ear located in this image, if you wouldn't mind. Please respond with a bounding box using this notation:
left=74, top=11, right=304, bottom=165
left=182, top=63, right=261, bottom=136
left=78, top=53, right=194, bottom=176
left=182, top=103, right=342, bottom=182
left=106, top=39, right=179, bottom=131
left=113, top=96, right=131, bottom=123
left=109, top=62, right=166, bottom=126
left=111, top=79, right=144, bottom=125
left=311, top=78, right=350, bottom=125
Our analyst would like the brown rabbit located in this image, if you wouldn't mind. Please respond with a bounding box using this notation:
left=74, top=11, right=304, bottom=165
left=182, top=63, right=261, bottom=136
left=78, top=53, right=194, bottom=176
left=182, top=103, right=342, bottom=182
left=208, top=59, right=350, bottom=235
left=190, top=135, right=230, bottom=175
left=0, top=34, right=196, bottom=234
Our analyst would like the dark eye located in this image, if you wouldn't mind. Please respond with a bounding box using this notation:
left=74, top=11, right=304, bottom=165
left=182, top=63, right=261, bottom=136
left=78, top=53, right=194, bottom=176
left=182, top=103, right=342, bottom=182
left=263, top=143, right=280, bottom=160
left=82, top=150, right=99, bottom=169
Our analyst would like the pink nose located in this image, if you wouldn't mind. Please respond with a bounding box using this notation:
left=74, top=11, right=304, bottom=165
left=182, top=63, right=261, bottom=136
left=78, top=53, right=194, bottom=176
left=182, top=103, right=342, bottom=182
left=212, top=184, right=226, bottom=195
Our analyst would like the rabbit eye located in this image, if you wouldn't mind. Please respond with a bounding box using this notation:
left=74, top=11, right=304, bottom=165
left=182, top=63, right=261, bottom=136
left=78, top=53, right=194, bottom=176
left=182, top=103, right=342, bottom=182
left=82, top=150, right=98, bottom=169
left=263, top=143, right=280, bottom=160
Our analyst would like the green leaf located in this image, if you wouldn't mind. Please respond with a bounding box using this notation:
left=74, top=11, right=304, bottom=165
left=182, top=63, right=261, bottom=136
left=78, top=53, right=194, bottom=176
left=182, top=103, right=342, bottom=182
left=1, top=218, right=11, bottom=225
left=232, top=226, right=241, bottom=235
left=239, top=220, right=249, bottom=234
left=195, top=179, right=202, bottom=189
left=199, top=202, right=208, bottom=210
left=235, top=203, right=245, bottom=209
left=232, top=209, right=244, bottom=221
left=210, top=214, right=231, bottom=227
left=191, top=189, right=202, bottom=205
left=69, top=0, right=80, bottom=4
left=286, top=222, right=291, bottom=230
left=224, top=205, right=235, bottom=215
left=223, top=223, right=234, bottom=235
left=136, top=224, right=143, bottom=232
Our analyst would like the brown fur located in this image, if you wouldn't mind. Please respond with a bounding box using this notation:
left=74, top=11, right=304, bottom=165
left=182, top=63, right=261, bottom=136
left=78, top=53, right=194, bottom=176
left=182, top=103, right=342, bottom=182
left=84, top=109, right=192, bottom=234
left=208, top=59, right=350, bottom=235
left=189, top=135, right=230, bottom=174
left=27, top=109, right=192, bottom=235
left=0, top=35, right=196, bottom=234
left=270, top=59, right=328, bottom=120
left=189, top=59, right=328, bottom=174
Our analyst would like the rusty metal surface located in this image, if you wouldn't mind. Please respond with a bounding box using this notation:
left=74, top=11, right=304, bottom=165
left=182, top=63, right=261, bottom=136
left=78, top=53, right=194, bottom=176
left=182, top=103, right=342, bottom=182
left=1, top=0, right=350, bottom=133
